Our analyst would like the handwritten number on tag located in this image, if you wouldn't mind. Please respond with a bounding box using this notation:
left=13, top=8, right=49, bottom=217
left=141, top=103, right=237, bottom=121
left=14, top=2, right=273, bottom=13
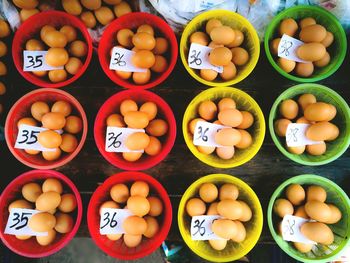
left=286, top=127, right=299, bottom=144
left=192, top=219, right=206, bottom=236
left=100, top=211, right=118, bottom=230
left=9, top=212, right=31, bottom=230
left=196, top=126, right=209, bottom=142
left=112, top=52, right=126, bottom=67
left=280, top=40, right=293, bottom=56
left=189, top=49, right=202, bottom=66
left=25, top=55, right=43, bottom=69
left=17, top=130, right=39, bottom=145
left=107, top=131, right=122, bottom=149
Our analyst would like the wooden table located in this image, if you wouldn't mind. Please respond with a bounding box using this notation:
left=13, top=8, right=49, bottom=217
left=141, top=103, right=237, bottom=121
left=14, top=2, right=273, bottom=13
left=1, top=38, right=349, bottom=262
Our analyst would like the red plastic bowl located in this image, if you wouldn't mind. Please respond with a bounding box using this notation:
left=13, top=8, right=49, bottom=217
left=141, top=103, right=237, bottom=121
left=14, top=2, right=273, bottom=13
left=5, top=88, right=88, bottom=169
left=98, top=12, right=178, bottom=89
left=12, top=11, right=93, bottom=88
left=0, top=169, right=83, bottom=258
left=87, top=171, right=172, bottom=260
left=94, top=89, right=176, bottom=170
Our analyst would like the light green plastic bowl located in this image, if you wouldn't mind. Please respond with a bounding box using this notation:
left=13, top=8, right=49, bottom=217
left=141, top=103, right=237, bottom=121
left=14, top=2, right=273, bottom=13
left=267, top=174, right=350, bottom=263
left=264, top=5, right=347, bottom=82
left=269, top=84, right=350, bottom=166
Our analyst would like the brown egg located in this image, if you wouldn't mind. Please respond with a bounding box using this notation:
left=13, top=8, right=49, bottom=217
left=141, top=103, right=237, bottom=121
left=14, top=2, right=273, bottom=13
left=60, top=134, right=78, bottom=153
left=295, top=62, right=314, bottom=77
left=152, top=37, right=168, bottom=55
left=151, top=55, right=168, bottom=73
left=273, top=198, right=294, bottom=217
left=123, top=234, right=142, bottom=248
left=124, top=111, right=149, bottom=129
left=209, top=47, right=232, bottom=66
left=306, top=142, right=326, bottom=156
left=306, top=122, right=339, bottom=141
left=106, top=233, right=122, bottom=241
left=62, top=0, right=82, bottom=15
left=65, top=57, right=83, bottom=75
left=133, top=70, right=151, bottom=84
left=52, top=101, right=72, bottom=117
left=132, top=50, right=155, bottom=69
left=279, top=99, right=298, bottom=119
left=144, top=216, right=159, bottom=238
left=99, top=201, right=119, bottom=215
left=113, top=1, right=132, bottom=17
left=212, top=219, right=237, bottom=239
left=293, top=242, right=313, bottom=253
left=186, top=198, right=206, bottom=216
left=296, top=117, right=311, bottom=124
left=36, top=229, right=56, bottom=246
left=80, top=11, right=97, bottom=28
left=206, top=19, right=222, bottom=35
left=237, top=111, right=254, bottom=129
left=13, top=0, right=38, bottom=9
left=81, top=0, right=101, bottom=10
left=306, top=185, right=327, bottom=202
left=197, top=145, right=215, bottom=155
left=132, top=32, right=156, bottom=50
left=106, top=113, right=125, bottom=127
left=237, top=201, right=252, bottom=222
left=0, top=61, right=7, bottom=76
left=297, top=43, right=326, bottom=62
left=217, top=199, right=242, bottom=220
left=25, top=149, right=40, bottom=155
left=324, top=204, right=342, bottom=224
left=207, top=202, right=218, bottom=215
left=45, top=48, right=69, bottom=67
left=120, top=99, right=138, bottom=115
left=64, top=116, right=83, bottom=134
left=208, top=41, right=223, bottom=49
left=304, top=102, right=336, bottom=122
left=188, top=118, right=205, bottom=134
left=19, top=8, right=39, bottom=20
left=218, top=98, right=236, bottom=111
left=314, top=52, right=330, bottom=68
left=220, top=62, right=236, bottom=80
left=116, top=28, right=134, bottom=48
left=94, top=6, right=115, bottom=26
left=215, top=128, right=241, bottom=146
left=147, top=196, right=163, bottom=217
left=123, top=215, right=147, bottom=235
left=300, top=222, right=334, bottom=245
left=231, top=47, right=249, bottom=66
left=287, top=145, right=305, bottom=155
left=22, top=183, right=42, bottom=202
left=279, top=18, right=298, bottom=36
left=49, top=69, right=68, bottom=83
left=278, top=57, right=296, bottom=73
left=38, top=130, right=62, bottom=148
left=33, top=70, right=47, bottom=77
left=197, top=100, right=218, bottom=121
left=218, top=109, right=243, bottom=127
left=321, top=31, right=334, bottom=48
left=298, top=93, right=317, bottom=111
left=44, top=30, right=68, bottom=48
left=274, top=118, right=292, bottom=137
left=42, top=148, right=62, bottom=161
left=36, top=191, right=61, bottom=211
left=299, top=24, right=327, bottom=43
left=137, top=24, right=154, bottom=36
left=115, top=70, right=131, bottom=79
left=8, top=199, right=33, bottom=212
left=294, top=206, right=309, bottom=219
left=26, top=39, right=44, bottom=51
left=209, top=239, right=227, bottom=251
left=210, top=26, right=235, bottom=45
left=0, top=41, right=7, bottom=57
left=227, top=30, right=244, bottom=48
left=299, top=17, right=316, bottom=28
left=60, top=25, right=77, bottom=43
left=305, top=200, right=331, bottom=222
left=16, top=235, right=31, bottom=240
left=146, top=119, right=168, bottom=137
left=130, top=181, right=149, bottom=197
left=219, top=183, right=240, bottom=202
left=17, top=117, right=37, bottom=128
left=235, top=129, right=252, bottom=149
left=216, top=146, right=235, bottom=159
left=29, top=212, right=56, bottom=232
left=285, top=184, right=305, bottom=206
left=42, top=112, right=66, bottom=130
left=125, top=132, right=150, bottom=150
left=123, top=152, right=143, bottom=162
left=139, top=102, right=157, bottom=121
left=270, top=38, right=281, bottom=55
left=69, top=40, right=88, bottom=57
left=0, top=19, right=10, bottom=38
left=189, top=31, right=209, bottom=46
left=145, top=136, right=162, bottom=156
left=127, top=195, right=150, bottom=216
left=110, top=183, right=129, bottom=203
left=55, top=212, right=74, bottom=234
left=42, top=178, right=63, bottom=194
left=199, top=183, right=218, bottom=203
left=231, top=221, right=247, bottom=242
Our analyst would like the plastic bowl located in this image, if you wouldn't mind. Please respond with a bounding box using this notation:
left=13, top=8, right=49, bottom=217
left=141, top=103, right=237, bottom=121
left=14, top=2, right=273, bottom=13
left=180, top=9, right=260, bottom=86
left=269, top=83, right=350, bottom=166
left=87, top=171, right=172, bottom=260
left=98, top=12, right=178, bottom=89
left=94, top=89, right=176, bottom=170
left=178, top=173, right=263, bottom=262
left=264, top=5, right=347, bottom=83
left=5, top=88, right=88, bottom=169
left=182, top=87, right=265, bottom=168
left=0, top=169, right=83, bottom=258
left=12, top=11, right=93, bottom=88
left=267, top=174, right=350, bottom=262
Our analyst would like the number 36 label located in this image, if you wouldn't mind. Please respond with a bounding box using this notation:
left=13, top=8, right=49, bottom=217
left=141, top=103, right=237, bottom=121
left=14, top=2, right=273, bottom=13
left=99, top=208, right=132, bottom=235
left=5, top=208, right=47, bottom=236
left=187, top=43, right=223, bottom=73
left=105, top=126, right=145, bottom=153
left=193, top=121, right=227, bottom=147
left=190, top=215, right=224, bottom=240
left=109, top=47, right=147, bottom=73
left=23, top=51, right=63, bottom=72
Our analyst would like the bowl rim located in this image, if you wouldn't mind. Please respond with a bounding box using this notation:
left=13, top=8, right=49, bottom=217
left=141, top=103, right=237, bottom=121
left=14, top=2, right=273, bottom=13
left=264, top=5, right=347, bottom=83
left=177, top=173, right=263, bottom=262
left=182, top=86, right=266, bottom=168
left=4, top=88, right=88, bottom=169
left=267, top=174, right=350, bottom=262
left=268, top=83, right=350, bottom=166
left=179, top=9, right=260, bottom=86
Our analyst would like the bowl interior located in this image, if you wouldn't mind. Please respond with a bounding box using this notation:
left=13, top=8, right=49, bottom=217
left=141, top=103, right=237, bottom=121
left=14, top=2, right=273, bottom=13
left=5, top=89, right=88, bottom=169
left=264, top=5, right=347, bottom=82
left=0, top=170, right=83, bottom=258
left=94, top=89, right=176, bottom=170
left=182, top=87, right=265, bottom=168
left=180, top=9, right=260, bottom=86
left=98, top=12, right=178, bottom=89
left=269, top=84, right=350, bottom=165
left=87, top=171, right=172, bottom=260
left=178, top=174, right=263, bottom=262
left=267, top=174, right=350, bottom=262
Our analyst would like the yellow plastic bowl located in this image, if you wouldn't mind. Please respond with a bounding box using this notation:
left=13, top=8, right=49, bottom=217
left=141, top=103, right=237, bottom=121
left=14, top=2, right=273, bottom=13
left=180, top=9, right=260, bottom=86
left=182, top=87, right=265, bottom=168
left=178, top=174, right=263, bottom=262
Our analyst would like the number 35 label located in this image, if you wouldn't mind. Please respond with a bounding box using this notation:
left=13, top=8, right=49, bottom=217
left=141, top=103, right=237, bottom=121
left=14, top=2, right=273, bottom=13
left=105, top=126, right=145, bottom=153
left=5, top=208, right=47, bottom=236
left=23, top=51, right=63, bottom=72
left=191, top=215, right=224, bottom=240
left=188, top=43, right=223, bottom=73
left=99, top=208, right=132, bottom=235
left=193, top=121, right=227, bottom=147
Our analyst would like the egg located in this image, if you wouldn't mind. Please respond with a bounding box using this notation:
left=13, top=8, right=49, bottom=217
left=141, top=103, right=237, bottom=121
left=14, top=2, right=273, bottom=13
left=199, top=183, right=218, bottom=203
left=279, top=18, right=298, bottom=36
left=0, top=41, right=7, bottom=57
left=197, top=145, right=215, bottom=155
left=206, top=19, right=222, bottom=34
left=188, top=118, right=204, bottom=134
left=306, top=142, right=326, bottom=155
left=209, top=239, right=227, bottom=250
left=45, top=48, right=69, bottom=67
left=237, top=111, right=254, bottom=129
left=325, top=204, right=342, bottom=224
left=80, top=11, right=97, bottom=28
left=237, top=201, right=252, bottom=222
left=273, top=198, right=294, bottom=217
left=119, top=99, right=137, bottom=116
left=218, top=109, right=243, bottom=127
left=208, top=41, right=223, bottom=48
left=106, top=233, right=122, bottom=241
left=36, top=229, right=56, bottom=246
left=113, top=1, right=132, bottom=17
left=219, top=183, right=239, bottom=200
left=144, top=216, right=159, bottom=238
left=65, top=57, right=83, bottom=75
left=294, top=206, right=309, bottom=219
left=0, top=61, right=7, bottom=76
left=217, top=199, right=242, bottom=220
left=28, top=212, right=56, bottom=232
left=44, top=30, right=68, bottom=48
left=151, top=55, right=168, bottom=73
left=314, top=51, right=330, bottom=67
left=321, top=31, right=334, bottom=47
left=62, top=0, right=82, bottom=15
left=299, top=17, right=316, bottom=28
left=106, top=113, right=125, bottom=127
left=147, top=196, right=163, bottom=217
left=145, top=136, right=162, bottom=156
left=127, top=195, right=150, bottom=216
left=19, top=9, right=38, bottom=22
left=13, top=0, right=38, bottom=9
left=199, top=69, right=217, bottom=81
left=64, top=116, right=83, bottom=134
left=297, top=43, right=326, bottom=61
left=124, top=111, right=149, bottom=129
left=210, top=26, right=235, bottom=45
left=295, top=62, right=314, bottom=77
left=55, top=213, right=74, bottom=233
left=15, top=235, right=31, bottom=240
left=132, top=32, right=156, bottom=50
left=123, top=152, right=143, bottom=162
left=299, top=24, right=327, bottom=43
left=81, top=0, right=101, bottom=10
left=220, top=62, right=236, bottom=80
left=214, top=128, right=241, bottom=146
left=38, top=130, right=62, bottom=148
left=51, top=101, right=72, bottom=117
left=60, top=25, right=77, bottom=43
left=123, top=215, right=147, bottom=235
left=8, top=199, right=33, bottom=212
left=278, top=57, right=296, bottom=73
left=139, top=102, right=157, bottom=121
left=99, top=201, right=119, bottom=215
left=274, top=118, right=292, bottom=137
left=0, top=19, right=10, bottom=38
left=218, top=98, right=236, bottom=111
left=146, top=119, right=168, bottom=137
left=125, top=132, right=150, bottom=150
left=235, top=130, right=252, bottom=149
left=209, top=47, right=232, bottom=66
left=306, top=122, right=339, bottom=141
left=198, top=100, right=217, bottom=120
left=293, top=242, right=313, bottom=253
left=216, top=146, right=234, bottom=159
left=130, top=181, right=149, bottom=197
left=300, top=222, right=334, bottom=245
left=42, top=148, right=62, bottom=161
left=287, top=145, right=305, bottom=155
left=69, top=40, right=88, bottom=57
left=153, top=37, right=168, bottom=55
left=41, top=112, right=66, bottom=130
left=231, top=47, right=249, bottom=66
left=25, top=149, right=40, bottom=155
left=298, top=93, right=317, bottom=111
left=279, top=99, right=298, bottom=120
left=22, top=183, right=42, bottom=202
left=132, top=50, right=155, bottom=69
left=17, top=117, right=36, bottom=128
left=115, top=70, right=131, bottom=80
left=186, top=198, right=206, bottom=216
left=304, top=200, right=331, bottom=222
left=26, top=39, right=44, bottom=51
left=212, top=219, right=237, bottom=239
left=296, top=117, right=311, bottom=124
left=33, top=71, right=47, bottom=77
left=228, top=30, right=244, bottom=48
left=306, top=185, right=327, bottom=202
left=270, top=38, right=281, bottom=55
left=58, top=194, right=77, bottom=213
left=189, top=31, right=209, bottom=46
left=49, top=69, right=68, bottom=83
left=36, top=191, right=61, bottom=211
left=137, top=24, right=154, bottom=36
left=207, top=202, right=218, bottom=215
left=133, top=70, right=151, bottom=84
left=123, top=234, right=142, bottom=248
left=94, top=6, right=115, bottom=26
left=116, top=28, right=134, bottom=48
left=110, top=183, right=129, bottom=203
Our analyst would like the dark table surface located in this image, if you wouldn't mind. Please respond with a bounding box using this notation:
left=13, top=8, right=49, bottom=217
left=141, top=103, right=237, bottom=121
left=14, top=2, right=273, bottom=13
left=0, top=35, right=349, bottom=262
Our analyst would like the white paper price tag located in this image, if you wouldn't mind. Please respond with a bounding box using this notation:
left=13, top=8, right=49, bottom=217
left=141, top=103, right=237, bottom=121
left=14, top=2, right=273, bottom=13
left=105, top=126, right=145, bottom=153
left=5, top=208, right=48, bottom=236
left=109, top=47, right=147, bottom=72
left=281, top=215, right=316, bottom=244
left=188, top=43, right=223, bottom=73
left=190, top=215, right=224, bottom=241
left=23, top=51, right=63, bottom=72
left=286, top=123, right=323, bottom=147
left=99, top=208, right=133, bottom=235
left=278, top=34, right=307, bottom=63
left=193, top=121, right=228, bottom=147
left=15, top=124, right=58, bottom=152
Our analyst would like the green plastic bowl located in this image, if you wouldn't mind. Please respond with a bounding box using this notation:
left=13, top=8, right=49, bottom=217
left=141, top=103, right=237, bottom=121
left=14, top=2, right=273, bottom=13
left=269, top=84, right=350, bottom=166
left=264, top=5, right=347, bottom=82
left=267, top=174, right=350, bottom=263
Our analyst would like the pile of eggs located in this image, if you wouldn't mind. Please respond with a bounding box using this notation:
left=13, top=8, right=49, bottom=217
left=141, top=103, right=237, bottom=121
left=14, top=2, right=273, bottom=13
left=11, top=0, right=54, bottom=22
left=186, top=182, right=252, bottom=250
left=189, top=19, right=250, bottom=82
left=188, top=97, right=254, bottom=159
left=8, top=178, right=77, bottom=246
left=100, top=181, right=163, bottom=248
left=0, top=18, right=10, bottom=115
left=106, top=99, right=168, bottom=162
left=113, top=24, right=170, bottom=85
left=271, top=17, right=334, bottom=77
left=18, top=100, right=83, bottom=160
left=62, top=0, right=132, bottom=28
left=273, top=184, right=341, bottom=252
left=24, top=24, right=88, bottom=83
left=274, top=93, right=339, bottom=156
